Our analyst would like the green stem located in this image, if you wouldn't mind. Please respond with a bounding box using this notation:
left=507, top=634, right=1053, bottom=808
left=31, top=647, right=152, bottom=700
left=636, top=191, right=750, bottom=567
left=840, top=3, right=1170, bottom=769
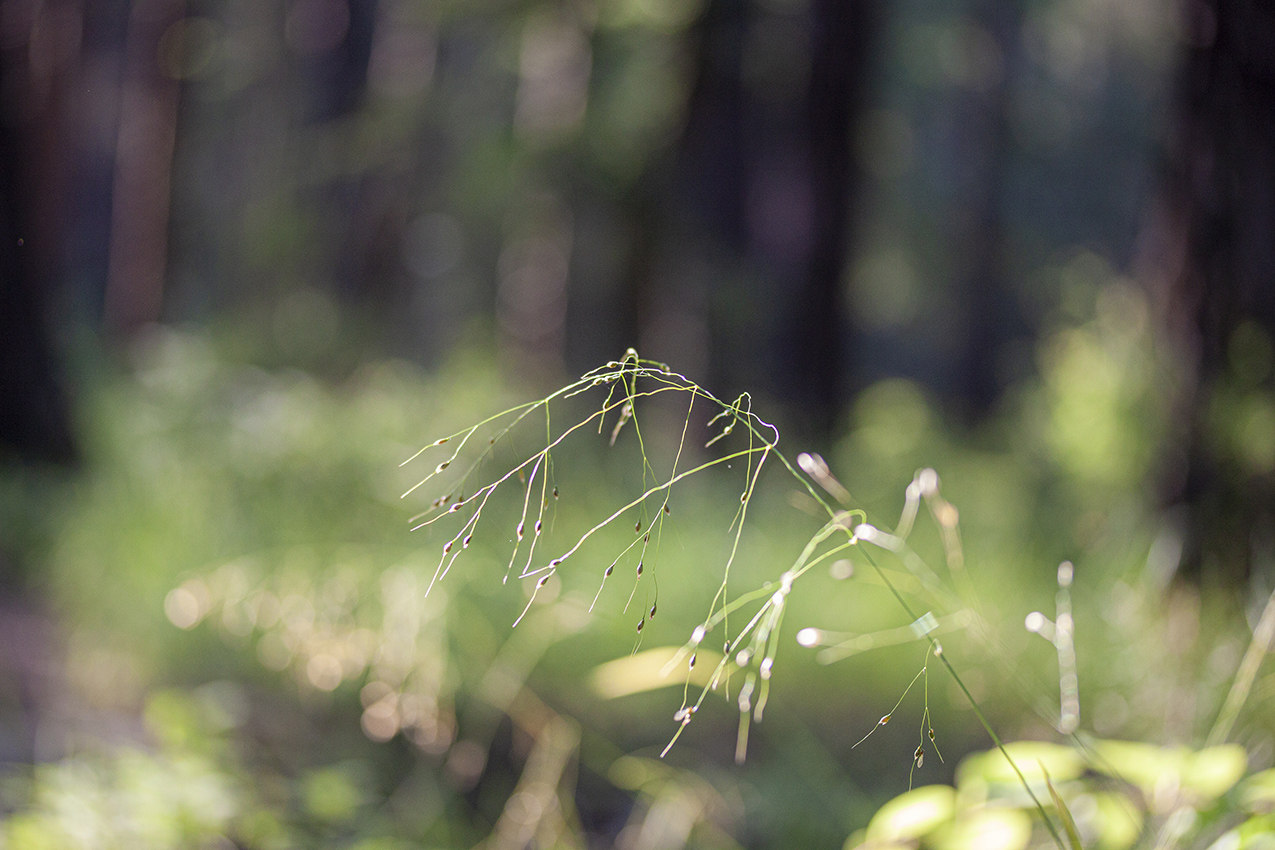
left=856, top=543, right=1067, bottom=850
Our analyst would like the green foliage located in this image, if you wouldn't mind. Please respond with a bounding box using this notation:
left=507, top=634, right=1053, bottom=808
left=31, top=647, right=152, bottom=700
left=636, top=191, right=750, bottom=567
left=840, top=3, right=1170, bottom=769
left=4, top=329, right=1275, bottom=849
left=846, top=736, right=1275, bottom=850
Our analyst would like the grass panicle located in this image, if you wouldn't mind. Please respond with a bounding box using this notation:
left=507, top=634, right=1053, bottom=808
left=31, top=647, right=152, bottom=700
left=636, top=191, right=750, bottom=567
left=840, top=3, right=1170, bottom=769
left=404, top=351, right=1070, bottom=849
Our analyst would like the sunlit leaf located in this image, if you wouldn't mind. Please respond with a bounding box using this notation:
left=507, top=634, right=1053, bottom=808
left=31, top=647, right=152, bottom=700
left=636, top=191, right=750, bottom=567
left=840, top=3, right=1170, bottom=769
left=1089, top=740, right=1182, bottom=795
left=590, top=646, right=720, bottom=699
left=865, top=784, right=955, bottom=843
left=1184, top=746, right=1248, bottom=799
left=1090, top=792, right=1144, bottom=850
left=1089, top=741, right=1246, bottom=802
left=1240, top=768, right=1275, bottom=813
left=930, top=808, right=1032, bottom=850
left=957, top=742, right=1084, bottom=788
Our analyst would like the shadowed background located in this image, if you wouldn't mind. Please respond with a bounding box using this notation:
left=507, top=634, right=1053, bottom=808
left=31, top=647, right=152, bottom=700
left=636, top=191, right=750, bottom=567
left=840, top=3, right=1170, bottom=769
left=2, top=0, right=1275, bottom=847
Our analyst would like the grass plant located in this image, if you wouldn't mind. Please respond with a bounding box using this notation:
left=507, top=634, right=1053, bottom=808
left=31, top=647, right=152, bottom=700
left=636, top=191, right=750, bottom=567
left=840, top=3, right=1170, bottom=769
left=400, top=349, right=1072, bottom=848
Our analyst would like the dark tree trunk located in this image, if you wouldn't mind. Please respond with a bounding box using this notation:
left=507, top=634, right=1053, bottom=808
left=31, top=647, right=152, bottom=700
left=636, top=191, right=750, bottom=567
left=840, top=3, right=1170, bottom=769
left=676, top=0, right=878, bottom=439
left=1158, top=0, right=1275, bottom=587
left=0, top=0, right=79, bottom=466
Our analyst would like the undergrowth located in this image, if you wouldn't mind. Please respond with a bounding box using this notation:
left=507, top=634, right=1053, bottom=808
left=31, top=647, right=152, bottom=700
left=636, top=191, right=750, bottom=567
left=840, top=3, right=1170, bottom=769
left=396, top=350, right=1078, bottom=847
left=49, top=338, right=1267, bottom=849
left=396, top=349, right=1275, bottom=850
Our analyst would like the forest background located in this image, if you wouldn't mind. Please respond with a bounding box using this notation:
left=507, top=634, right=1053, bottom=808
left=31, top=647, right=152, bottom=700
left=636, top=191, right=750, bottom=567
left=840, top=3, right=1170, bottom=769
left=2, top=0, right=1275, bottom=848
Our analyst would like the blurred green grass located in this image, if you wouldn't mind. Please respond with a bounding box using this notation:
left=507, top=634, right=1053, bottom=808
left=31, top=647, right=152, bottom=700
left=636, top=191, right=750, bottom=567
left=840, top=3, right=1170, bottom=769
left=0, top=303, right=1270, bottom=848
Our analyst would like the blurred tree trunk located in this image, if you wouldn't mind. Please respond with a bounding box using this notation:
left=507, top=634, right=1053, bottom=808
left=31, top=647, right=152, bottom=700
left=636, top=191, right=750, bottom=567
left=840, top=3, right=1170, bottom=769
left=103, top=0, right=184, bottom=335
left=0, top=0, right=80, bottom=464
left=676, top=0, right=878, bottom=438
left=946, top=1, right=1026, bottom=420
left=1156, top=0, right=1275, bottom=586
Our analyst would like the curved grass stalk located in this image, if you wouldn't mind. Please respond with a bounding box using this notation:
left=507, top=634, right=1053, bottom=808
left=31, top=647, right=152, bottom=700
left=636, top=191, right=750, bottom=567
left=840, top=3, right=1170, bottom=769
left=405, top=352, right=1066, bottom=850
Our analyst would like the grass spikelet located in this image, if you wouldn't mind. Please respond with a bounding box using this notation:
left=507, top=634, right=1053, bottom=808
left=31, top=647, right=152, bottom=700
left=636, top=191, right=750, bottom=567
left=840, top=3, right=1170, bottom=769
left=404, top=352, right=1069, bottom=846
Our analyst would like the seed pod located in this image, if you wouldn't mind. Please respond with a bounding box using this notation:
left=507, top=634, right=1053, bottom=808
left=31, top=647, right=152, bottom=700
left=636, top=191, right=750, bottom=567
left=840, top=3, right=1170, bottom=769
left=516, top=522, right=525, bottom=540
left=649, top=603, right=657, bottom=619
left=636, top=618, right=644, bottom=633
left=553, top=486, right=559, bottom=499
left=534, top=520, right=542, bottom=535
left=635, top=520, right=642, bottom=534
left=879, top=714, right=890, bottom=726
left=604, top=564, right=614, bottom=577
left=663, top=503, right=671, bottom=515
left=436, top=461, right=450, bottom=472
left=462, top=534, right=472, bottom=548
left=689, top=653, right=697, bottom=670
left=636, top=561, right=643, bottom=577
left=537, top=575, right=549, bottom=588
left=928, top=728, right=935, bottom=741
left=442, top=541, right=453, bottom=554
